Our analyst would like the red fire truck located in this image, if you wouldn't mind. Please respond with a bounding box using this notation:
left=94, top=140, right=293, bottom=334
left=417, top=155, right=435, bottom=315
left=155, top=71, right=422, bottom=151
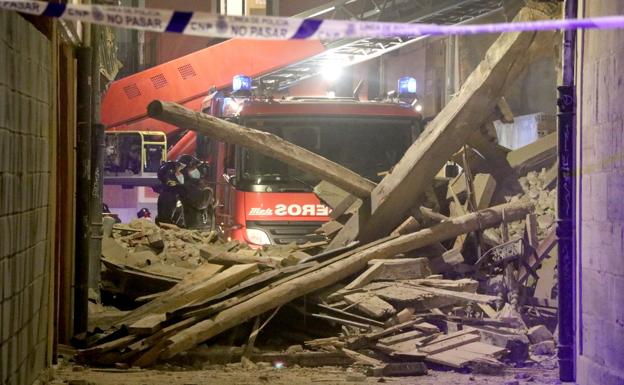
left=193, top=81, right=423, bottom=245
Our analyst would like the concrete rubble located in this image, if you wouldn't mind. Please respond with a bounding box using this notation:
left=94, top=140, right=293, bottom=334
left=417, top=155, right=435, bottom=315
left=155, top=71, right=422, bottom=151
left=78, top=129, right=560, bottom=378
left=73, top=2, right=561, bottom=379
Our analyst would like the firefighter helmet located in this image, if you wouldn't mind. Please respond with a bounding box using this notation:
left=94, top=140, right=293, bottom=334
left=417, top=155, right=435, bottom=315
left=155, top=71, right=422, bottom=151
left=177, top=154, right=200, bottom=168
left=157, top=161, right=182, bottom=185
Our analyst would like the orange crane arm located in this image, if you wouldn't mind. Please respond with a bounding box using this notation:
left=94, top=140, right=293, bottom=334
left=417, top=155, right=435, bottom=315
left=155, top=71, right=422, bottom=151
left=102, top=39, right=325, bottom=134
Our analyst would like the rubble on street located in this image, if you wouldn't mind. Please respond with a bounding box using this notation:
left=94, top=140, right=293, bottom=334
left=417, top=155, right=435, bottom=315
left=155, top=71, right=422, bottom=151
left=73, top=3, right=561, bottom=380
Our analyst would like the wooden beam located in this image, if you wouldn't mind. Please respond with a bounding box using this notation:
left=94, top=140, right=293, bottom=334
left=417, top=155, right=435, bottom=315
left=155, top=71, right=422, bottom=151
left=147, top=100, right=375, bottom=199
left=115, top=264, right=257, bottom=327
left=344, top=262, right=384, bottom=290
left=518, top=227, right=557, bottom=284
left=157, top=202, right=532, bottom=361
left=507, top=131, right=558, bottom=175
left=335, top=5, right=556, bottom=244
left=344, top=293, right=396, bottom=319
left=496, top=97, right=514, bottom=123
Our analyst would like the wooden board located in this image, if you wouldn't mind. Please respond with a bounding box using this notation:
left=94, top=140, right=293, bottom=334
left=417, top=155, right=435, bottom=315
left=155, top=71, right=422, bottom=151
left=379, top=330, right=425, bottom=346
left=366, top=258, right=433, bottom=280
left=344, top=292, right=396, bottom=319
left=507, top=131, right=557, bottom=175
left=333, top=4, right=558, bottom=244
left=419, top=333, right=481, bottom=354
left=114, top=263, right=258, bottom=327
left=426, top=342, right=505, bottom=368
left=128, top=314, right=166, bottom=335
left=344, top=262, right=384, bottom=290
left=518, top=227, right=557, bottom=284
left=158, top=203, right=531, bottom=361
left=341, top=348, right=383, bottom=366
left=148, top=100, right=376, bottom=198
left=473, top=173, right=497, bottom=210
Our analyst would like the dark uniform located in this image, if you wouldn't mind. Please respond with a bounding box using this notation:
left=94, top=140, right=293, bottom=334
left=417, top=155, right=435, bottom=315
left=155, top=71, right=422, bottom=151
left=177, top=155, right=214, bottom=229
left=155, top=161, right=184, bottom=225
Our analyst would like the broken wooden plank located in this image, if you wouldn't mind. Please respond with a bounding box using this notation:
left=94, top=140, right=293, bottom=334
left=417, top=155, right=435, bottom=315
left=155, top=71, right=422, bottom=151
left=148, top=100, right=375, bottom=198
left=173, top=262, right=317, bottom=319
left=77, top=335, right=139, bottom=360
left=344, top=262, right=384, bottom=291
left=128, top=314, right=167, bottom=336
left=367, top=362, right=428, bottom=377
left=429, top=248, right=464, bottom=274
left=496, top=97, right=514, bottom=123
left=344, top=293, right=396, bottom=319
left=199, top=246, right=279, bottom=267
left=115, top=263, right=258, bottom=327
left=379, top=330, right=425, bottom=346
left=314, top=181, right=351, bottom=209
left=478, top=303, right=498, bottom=319
left=402, top=283, right=498, bottom=305
left=159, top=202, right=532, bottom=361
left=332, top=4, right=557, bottom=244
left=518, top=227, right=557, bottom=284
left=419, top=207, right=450, bottom=225
left=419, top=332, right=481, bottom=355
left=365, top=258, right=433, bottom=280
left=384, top=308, right=415, bottom=327
left=341, top=348, right=383, bottom=366
left=507, top=131, right=558, bottom=175
left=391, top=216, right=422, bottom=236
left=364, top=319, right=425, bottom=342
left=316, top=303, right=386, bottom=327
left=473, top=173, right=497, bottom=210
left=316, top=220, right=344, bottom=238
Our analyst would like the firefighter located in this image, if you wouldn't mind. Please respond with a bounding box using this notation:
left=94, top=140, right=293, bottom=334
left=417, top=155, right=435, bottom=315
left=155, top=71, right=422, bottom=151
left=177, top=155, right=213, bottom=229
left=155, top=160, right=184, bottom=225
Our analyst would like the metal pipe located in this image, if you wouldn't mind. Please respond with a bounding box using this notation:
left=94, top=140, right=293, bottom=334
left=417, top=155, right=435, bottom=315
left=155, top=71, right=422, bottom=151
left=74, top=46, right=92, bottom=335
left=557, top=0, right=578, bottom=381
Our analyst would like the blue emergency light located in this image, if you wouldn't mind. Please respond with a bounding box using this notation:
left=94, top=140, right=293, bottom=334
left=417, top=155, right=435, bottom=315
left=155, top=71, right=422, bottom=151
left=398, top=76, right=417, bottom=95
left=233, top=75, right=252, bottom=92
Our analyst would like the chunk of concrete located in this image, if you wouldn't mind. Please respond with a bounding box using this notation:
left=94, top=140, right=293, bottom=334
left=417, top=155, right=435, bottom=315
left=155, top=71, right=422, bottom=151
left=527, top=325, right=554, bottom=344
left=531, top=340, right=556, bottom=356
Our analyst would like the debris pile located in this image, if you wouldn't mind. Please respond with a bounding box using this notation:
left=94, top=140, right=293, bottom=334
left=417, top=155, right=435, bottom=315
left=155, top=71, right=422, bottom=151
left=77, top=2, right=562, bottom=378
left=100, top=219, right=324, bottom=302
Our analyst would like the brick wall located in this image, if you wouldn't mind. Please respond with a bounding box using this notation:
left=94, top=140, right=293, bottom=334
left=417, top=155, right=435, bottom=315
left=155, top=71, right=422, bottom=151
left=0, top=11, right=53, bottom=385
left=577, top=1, right=624, bottom=384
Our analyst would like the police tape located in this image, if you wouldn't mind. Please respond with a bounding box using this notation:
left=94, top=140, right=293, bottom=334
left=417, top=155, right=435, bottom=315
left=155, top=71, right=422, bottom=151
left=1, top=0, right=623, bottom=40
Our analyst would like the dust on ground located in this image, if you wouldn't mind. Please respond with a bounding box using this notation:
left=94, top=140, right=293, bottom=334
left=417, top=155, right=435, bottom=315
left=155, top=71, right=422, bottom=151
left=52, top=361, right=563, bottom=385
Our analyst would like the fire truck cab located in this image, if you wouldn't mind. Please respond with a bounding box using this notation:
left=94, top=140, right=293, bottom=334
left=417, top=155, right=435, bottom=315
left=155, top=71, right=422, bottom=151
left=198, top=79, right=423, bottom=246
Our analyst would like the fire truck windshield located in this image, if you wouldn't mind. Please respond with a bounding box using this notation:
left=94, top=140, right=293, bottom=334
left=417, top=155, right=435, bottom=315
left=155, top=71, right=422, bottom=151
left=238, top=116, right=416, bottom=191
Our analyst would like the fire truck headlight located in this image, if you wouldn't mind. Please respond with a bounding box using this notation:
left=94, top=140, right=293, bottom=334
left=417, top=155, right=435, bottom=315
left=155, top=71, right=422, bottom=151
left=245, top=228, right=272, bottom=245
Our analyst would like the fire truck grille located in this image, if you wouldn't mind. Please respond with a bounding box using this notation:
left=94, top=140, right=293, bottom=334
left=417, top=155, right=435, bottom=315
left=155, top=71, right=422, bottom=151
left=246, top=221, right=325, bottom=245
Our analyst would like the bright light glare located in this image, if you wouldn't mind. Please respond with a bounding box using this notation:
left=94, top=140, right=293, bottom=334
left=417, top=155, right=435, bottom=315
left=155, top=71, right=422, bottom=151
left=415, top=104, right=423, bottom=112
left=321, top=62, right=342, bottom=81
left=326, top=91, right=336, bottom=98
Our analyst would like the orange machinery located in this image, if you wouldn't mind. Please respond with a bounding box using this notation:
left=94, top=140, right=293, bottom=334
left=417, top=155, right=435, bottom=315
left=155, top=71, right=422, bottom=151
left=102, top=38, right=326, bottom=160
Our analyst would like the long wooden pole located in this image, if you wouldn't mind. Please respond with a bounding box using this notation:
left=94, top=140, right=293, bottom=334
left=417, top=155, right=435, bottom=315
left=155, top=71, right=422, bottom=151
left=159, top=201, right=533, bottom=361
left=330, top=5, right=558, bottom=245
left=147, top=101, right=376, bottom=199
